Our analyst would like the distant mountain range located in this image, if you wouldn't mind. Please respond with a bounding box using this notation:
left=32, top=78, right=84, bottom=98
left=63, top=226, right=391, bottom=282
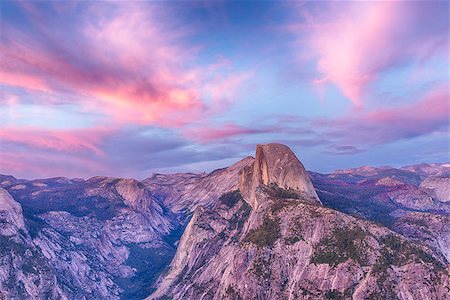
left=0, top=144, right=449, bottom=299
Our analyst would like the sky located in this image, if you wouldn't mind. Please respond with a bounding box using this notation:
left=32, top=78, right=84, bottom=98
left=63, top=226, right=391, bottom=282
left=0, top=1, right=449, bottom=179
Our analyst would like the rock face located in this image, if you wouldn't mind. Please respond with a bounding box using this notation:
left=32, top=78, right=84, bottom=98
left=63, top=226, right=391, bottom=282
left=0, top=148, right=449, bottom=300
left=0, top=158, right=258, bottom=300
left=144, top=156, right=255, bottom=214
left=0, top=189, right=65, bottom=299
left=420, top=176, right=450, bottom=202
left=392, top=211, right=450, bottom=263
left=0, top=188, right=25, bottom=235
left=149, top=146, right=449, bottom=300
left=240, top=143, right=320, bottom=208
left=151, top=199, right=449, bottom=299
left=0, top=178, right=182, bottom=299
left=311, top=163, right=450, bottom=263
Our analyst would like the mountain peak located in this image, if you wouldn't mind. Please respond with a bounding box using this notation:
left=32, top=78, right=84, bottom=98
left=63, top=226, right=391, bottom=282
left=239, top=143, right=320, bottom=207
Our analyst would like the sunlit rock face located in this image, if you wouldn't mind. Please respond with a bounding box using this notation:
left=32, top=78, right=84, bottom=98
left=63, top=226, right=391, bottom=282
left=392, top=211, right=450, bottom=263
left=151, top=199, right=449, bottom=300
left=240, top=143, right=320, bottom=208
left=149, top=145, right=448, bottom=300
left=0, top=178, right=182, bottom=299
left=311, top=161, right=450, bottom=263
left=143, top=156, right=255, bottom=215
left=0, top=148, right=449, bottom=300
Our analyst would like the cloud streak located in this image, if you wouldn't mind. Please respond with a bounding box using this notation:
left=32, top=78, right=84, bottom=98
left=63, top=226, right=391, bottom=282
left=316, top=85, right=449, bottom=147
left=0, top=127, right=111, bottom=155
left=0, top=1, right=448, bottom=178
left=1, top=2, right=250, bottom=127
left=0, top=126, right=251, bottom=179
left=293, top=1, right=448, bottom=107
left=183, top=124, right=272, bottom=143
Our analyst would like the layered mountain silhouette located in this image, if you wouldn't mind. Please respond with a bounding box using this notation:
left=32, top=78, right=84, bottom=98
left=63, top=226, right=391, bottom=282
left=0, top=144, right=449, bottom=299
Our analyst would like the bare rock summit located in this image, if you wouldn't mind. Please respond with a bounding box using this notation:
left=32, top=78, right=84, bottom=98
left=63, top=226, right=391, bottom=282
left=240, top=143, right=320, bottom=207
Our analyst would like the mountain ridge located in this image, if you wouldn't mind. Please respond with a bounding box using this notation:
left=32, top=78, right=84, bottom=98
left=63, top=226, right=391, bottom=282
left=0, top=144, right=449, bottom=299
left=148, top=145, right=449, bottom=300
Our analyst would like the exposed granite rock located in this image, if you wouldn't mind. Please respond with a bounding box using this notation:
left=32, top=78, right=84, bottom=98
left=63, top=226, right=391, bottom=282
left=392, top=210, right=450, bottom=264
left=0, top=150, right=448, bottom=300
left=376, top=177, right=405, bottom=187
left=239, top=143, right=320, bottom=208
left=312, top=168, right=450, bottom=264
left=149, top=190, right=449, bottom=300
left=0, top=189, right=66, bottom=299
left=1, top=178, right=181, bottom=299
left=149, top=146, right=448, bottom=300
left=384, top=182, right=449, bottom=212
left=0, top=188, right=25, bottom=235
left=420, top=176, right=450, bottom=202
left=143, top=156, right=255, bottom=214
left=312, top=170, right=450, bottom=217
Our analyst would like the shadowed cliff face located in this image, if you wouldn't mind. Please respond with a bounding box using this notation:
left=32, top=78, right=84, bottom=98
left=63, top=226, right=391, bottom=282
left=0, top=188, right=25, bottom=235
left=240, top=143, right=320, bottom=208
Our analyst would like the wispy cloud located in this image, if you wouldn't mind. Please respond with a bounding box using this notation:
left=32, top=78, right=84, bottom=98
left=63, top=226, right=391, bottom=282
left=0, top=127, right=111, bottom=155
left=183, top=124, right=272, bottom=143
left=316, top=85, right=449, bottom=146
left=1, top=2, right=250, bottom=127
left=0, top=126, right=249, bottom=179
left=1, top=1, right=448, bottom=178
left=291, top=1, right=448, bottom=107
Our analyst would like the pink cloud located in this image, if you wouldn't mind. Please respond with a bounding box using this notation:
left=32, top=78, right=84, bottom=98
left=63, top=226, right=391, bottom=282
left=183, top=124, right=270, bottom=143
left=316, top=85, right=449, bottom=146
left=0, top=2, right=250, bottom=127
left=0, top=127, right=117, bottom=178
left=0, top=152, right=109, bottom=179
left=294, top=2, right=448, bottom=107
left=0, top=127, right=112, bottom=155
left=0, top=71, right=51, bottom=93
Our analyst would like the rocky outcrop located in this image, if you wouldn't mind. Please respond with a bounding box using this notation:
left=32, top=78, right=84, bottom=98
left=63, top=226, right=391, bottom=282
left=149, top=145, right=448, bottom=300
left=385, top=183, right=449, bottom=212
left=0, top=147, right=448, bottom=300
left=420, top=176, right=450, bottom=202
left=86, top=176, right=177, bottom=236
left=376, top=177, right=405, bottom=187
left=143, top=156, right=255, bottom=214
left=0, top=189, right=65, bottom=299
left=392, top=210, right=450, bottom=264
left=312, top=168, right=450, bottom=265
left=0, top=188, right=25, bottom=235
left=149, top=190, right=448, bottom=300
left=1, top=178, right=181, bottom=299
left=239, top=143, right=320, bottom=208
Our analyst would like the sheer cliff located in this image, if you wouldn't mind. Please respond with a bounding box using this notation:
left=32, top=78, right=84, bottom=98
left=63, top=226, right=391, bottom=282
left=0, top=188, right=65, bottom=299
left=0, top=146, right=448, bottom=300
left=149, top=145, right=449, bottom=300
left=0, top=178, right=181, bottom=299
